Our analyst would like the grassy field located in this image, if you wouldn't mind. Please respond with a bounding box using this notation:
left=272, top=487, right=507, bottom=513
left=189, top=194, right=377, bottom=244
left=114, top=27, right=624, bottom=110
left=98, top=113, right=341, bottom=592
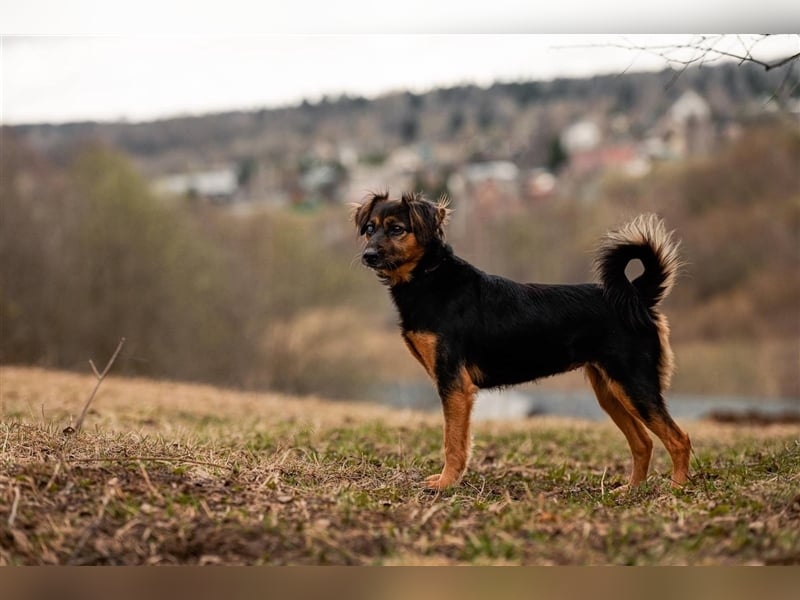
left=1, top=366, right=798, bottom=565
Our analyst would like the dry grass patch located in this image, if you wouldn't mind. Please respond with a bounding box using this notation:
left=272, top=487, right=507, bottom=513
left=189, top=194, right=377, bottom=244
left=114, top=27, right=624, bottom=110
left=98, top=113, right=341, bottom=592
left=1, top=367, right=799, bottom=565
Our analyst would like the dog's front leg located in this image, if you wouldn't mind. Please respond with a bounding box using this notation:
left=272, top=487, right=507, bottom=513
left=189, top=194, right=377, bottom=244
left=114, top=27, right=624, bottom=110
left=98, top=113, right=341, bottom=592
left=425, top=369, right=478, bottom=491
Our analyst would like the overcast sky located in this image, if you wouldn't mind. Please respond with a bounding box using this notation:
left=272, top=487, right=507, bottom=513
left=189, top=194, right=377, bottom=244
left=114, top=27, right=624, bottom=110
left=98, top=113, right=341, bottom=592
left=2, top=2, right=798, bottom=124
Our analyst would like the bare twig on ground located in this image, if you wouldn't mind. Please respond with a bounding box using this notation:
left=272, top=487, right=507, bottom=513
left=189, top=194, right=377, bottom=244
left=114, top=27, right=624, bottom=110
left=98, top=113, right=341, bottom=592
left=65, top=455, right=234, bottom=472
left=72, top=337, right=126, bottom=435
left=7, top=486, right=21, bottom=528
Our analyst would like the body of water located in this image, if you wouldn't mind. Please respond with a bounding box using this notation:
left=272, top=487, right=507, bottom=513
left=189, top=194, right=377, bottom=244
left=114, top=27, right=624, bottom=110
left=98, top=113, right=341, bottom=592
left=378, top=383, right=800, bottom=422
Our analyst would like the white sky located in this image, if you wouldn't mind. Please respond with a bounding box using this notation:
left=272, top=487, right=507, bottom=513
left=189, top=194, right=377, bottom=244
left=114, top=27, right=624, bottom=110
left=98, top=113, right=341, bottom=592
left=1, top=2, right=798, bottom=124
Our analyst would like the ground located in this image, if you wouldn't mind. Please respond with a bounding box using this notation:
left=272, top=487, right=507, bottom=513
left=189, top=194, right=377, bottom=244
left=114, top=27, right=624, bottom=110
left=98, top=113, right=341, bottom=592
left=1, top=366, right=798, bottom=565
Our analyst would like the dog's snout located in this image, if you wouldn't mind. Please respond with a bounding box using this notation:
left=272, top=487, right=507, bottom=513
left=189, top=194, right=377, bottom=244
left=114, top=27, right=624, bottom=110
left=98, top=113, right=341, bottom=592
left=362, top=248, right=381, bottom=267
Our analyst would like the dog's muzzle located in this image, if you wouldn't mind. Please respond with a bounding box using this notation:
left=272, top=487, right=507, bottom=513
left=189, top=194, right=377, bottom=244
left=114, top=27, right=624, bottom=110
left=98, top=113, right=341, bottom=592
left=362, top=248, right=383, bottom=268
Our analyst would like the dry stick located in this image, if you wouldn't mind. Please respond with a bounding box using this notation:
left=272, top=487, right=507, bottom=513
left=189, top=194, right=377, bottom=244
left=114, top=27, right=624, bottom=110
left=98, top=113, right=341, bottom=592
left=65, top=455, right=234, bottom=472
left=137, top=461, right=164, bottom=501
left=7, top=486, right=21, bottom=528
left=74, top=337, right=126, bottom=434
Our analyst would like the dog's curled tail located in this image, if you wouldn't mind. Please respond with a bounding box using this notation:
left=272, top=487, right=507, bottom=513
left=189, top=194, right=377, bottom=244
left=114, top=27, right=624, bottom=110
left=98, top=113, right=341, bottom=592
left=594, top=214, right=682, bottom=323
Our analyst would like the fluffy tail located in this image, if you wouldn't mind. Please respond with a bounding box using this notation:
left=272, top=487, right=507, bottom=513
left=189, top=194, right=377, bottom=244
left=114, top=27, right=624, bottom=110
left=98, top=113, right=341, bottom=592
left=594, top=214, right=682, bottom=324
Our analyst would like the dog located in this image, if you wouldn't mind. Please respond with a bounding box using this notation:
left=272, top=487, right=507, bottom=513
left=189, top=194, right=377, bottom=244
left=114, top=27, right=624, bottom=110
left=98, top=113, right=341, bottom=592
left=353, top=191, right=691, bottom=491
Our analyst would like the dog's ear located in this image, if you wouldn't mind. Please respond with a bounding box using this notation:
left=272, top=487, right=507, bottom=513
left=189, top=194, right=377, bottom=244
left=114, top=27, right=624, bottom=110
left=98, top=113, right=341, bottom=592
left=402, top=192, right=451, bottom=244
left=435, top=194, right=452, bottom=232
left=351, top=192, right=388, bottom=234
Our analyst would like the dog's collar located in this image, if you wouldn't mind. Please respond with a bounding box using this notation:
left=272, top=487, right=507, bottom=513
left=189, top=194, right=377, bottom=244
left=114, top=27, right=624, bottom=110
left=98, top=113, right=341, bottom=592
left=423, top=261, right=442, bottom=274
left=419, top=243, right=452, bottom=275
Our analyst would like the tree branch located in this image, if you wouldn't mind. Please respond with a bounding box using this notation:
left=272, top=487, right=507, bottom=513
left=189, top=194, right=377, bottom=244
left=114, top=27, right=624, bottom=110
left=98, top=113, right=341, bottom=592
left=562, top=35, right=800, bottom=73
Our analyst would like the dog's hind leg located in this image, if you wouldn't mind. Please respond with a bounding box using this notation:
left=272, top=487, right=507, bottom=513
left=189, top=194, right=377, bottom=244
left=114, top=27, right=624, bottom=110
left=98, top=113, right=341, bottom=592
left=638, top=409, right=691, bottom=487
left=425, top=368, right=478, bottom=491
left=586, top=364, right=653, bottom=488
left=592, top=366, right=691, bottom=488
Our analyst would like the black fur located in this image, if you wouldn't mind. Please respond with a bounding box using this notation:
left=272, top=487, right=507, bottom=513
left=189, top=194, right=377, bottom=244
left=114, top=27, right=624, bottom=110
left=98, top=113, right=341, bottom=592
left=354, top=192, right=691, bottom=489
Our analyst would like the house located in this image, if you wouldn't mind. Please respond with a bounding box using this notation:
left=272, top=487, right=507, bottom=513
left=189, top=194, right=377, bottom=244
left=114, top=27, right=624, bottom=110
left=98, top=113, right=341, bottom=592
left=522, top=168, right=557, bottom=200
left=648, top=89, right=714, bottom=159
left=300, top=163, right=344, bottom=204
left=567, top=144, right=650, bottom=179
left=669, top=89, right=710, bottom=121
left=155, top=167, right=239, bottom=203
left=446, top=160, right=523, bottom=232
left=560, top=119, right=602, bottom=155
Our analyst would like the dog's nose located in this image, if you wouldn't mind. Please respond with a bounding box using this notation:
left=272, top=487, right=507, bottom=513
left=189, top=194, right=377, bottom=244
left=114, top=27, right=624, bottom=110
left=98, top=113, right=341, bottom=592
left=362, top=248, right=381, bottom=267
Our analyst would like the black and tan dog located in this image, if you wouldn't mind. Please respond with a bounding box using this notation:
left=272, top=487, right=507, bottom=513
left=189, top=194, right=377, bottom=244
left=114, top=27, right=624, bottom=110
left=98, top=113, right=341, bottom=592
left=353, top=191, right=691, bottom=491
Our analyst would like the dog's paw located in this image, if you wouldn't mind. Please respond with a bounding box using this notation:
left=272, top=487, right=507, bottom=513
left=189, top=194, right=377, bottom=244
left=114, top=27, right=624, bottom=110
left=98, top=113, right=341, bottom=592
left=423, top=472, right=458, bottom=491
left=423, top=473, right=448, bottom=491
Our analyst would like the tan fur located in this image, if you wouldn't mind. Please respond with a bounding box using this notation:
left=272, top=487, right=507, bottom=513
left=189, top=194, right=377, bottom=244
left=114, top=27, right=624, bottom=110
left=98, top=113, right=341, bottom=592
left=370, top=222, right=426, bottom=285
left=425, top=368, right=478, bottom=491
left=594, top=213, right=681, bottom=393
left=595, top=213, right=683, bottom=300
left=586, top=364, right=653, bottom=486
left=402, top=331, right=438, bottom=379
left=590, top=364, right=691, bottom=488
left=402, top=334, right=478, bottom=490
left=653, top=311, right=675, bottom=391
left=465, top=363, right=485, bottom=387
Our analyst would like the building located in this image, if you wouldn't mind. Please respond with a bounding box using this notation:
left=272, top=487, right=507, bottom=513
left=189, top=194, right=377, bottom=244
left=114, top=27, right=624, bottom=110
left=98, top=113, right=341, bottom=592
left=155, top=167, right=239, bottom=203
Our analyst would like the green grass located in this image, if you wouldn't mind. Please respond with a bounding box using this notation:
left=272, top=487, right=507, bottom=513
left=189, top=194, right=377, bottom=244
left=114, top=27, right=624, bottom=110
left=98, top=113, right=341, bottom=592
left=1, top=367, right=799, bottom=565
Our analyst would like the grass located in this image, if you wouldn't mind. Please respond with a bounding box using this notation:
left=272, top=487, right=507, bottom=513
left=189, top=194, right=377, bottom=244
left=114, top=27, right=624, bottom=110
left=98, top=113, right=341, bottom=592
left=1, top=366, right=799, bottom=565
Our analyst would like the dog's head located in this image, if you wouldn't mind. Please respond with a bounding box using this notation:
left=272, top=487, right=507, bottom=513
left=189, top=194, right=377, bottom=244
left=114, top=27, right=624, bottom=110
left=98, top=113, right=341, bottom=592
left=352, top=191, right=451, bottom=285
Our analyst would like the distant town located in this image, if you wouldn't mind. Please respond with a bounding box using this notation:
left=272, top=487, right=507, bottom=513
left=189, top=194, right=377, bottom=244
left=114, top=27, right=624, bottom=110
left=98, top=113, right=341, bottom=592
left=11, top=61, right=799, bottom=226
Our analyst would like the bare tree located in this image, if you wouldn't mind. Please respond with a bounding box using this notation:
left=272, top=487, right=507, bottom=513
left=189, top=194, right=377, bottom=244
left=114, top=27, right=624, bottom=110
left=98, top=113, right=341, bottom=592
left=610, top=34, right=799, bottom=73
left=625, top=35, right=798, bottom=103
left=571, top=34, right=800, bottom=104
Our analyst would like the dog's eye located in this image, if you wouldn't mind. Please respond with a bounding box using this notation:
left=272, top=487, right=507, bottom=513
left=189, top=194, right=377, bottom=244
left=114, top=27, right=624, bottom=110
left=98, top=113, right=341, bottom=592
left=390, top=224, right=405, bottom=236
left=364, top=223, right=375, bottom=236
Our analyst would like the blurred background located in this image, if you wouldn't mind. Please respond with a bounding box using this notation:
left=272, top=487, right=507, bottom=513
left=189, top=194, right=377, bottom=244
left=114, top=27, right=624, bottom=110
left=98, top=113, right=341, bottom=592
left=2, top=33, right=799, bottom=419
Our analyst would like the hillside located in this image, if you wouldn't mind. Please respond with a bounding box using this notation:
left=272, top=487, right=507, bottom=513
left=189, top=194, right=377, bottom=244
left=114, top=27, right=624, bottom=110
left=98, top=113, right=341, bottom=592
left=1, top=367, right=799, bottom=565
